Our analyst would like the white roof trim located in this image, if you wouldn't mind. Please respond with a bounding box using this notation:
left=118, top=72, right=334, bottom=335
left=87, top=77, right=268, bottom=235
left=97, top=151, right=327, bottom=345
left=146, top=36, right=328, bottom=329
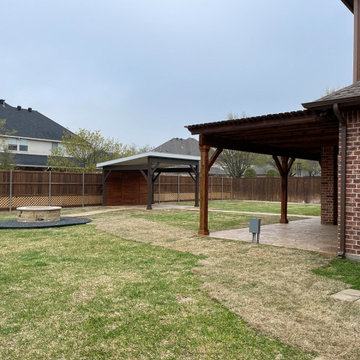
left=97, top=152, right=200, bottom=168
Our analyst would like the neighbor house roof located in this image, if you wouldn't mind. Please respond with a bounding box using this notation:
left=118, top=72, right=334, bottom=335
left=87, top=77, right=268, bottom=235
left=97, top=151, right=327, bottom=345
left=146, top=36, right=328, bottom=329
left=97, top=152, right=200, bottom=169
left=154, top=137, right=200, bottom=156
left=302, top=82, right=360, bottom=110
left=0, top=100, right=70, bottom=141
left=0, top=153, right=49, bottom=168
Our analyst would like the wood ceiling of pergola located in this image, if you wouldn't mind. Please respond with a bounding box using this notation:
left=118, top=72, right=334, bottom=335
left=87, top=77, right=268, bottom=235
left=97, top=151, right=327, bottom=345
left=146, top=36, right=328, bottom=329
left=186, top=110, right=339, bottom=161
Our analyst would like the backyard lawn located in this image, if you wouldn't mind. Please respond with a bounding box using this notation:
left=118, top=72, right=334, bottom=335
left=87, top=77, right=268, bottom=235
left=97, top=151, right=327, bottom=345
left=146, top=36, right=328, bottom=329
left=0, top=204, right=359, bottom=360
left=170, top=200, right=321, bottom=216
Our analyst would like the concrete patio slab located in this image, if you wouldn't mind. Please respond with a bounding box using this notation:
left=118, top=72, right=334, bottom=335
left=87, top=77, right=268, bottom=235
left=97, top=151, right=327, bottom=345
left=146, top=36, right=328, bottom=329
left=211, top=217, right=337, bottom=255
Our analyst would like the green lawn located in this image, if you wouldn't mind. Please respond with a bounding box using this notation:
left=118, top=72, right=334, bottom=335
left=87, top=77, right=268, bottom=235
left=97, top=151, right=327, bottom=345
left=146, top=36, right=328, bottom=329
left=313, top=258, right=360, bottom=290
left=132, top=209, right=301, bottom=232
left=171, top=200, right=321, bottom=216
left=0, top=223, right=313, bottom=359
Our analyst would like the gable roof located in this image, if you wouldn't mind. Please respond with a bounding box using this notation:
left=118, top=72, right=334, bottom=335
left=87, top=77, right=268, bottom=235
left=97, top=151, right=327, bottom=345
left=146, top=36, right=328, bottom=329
left=0, top=100, right=71, bottom=141
left=154, top=137, right=200, bottom=156
left=302, top=82, right=360, bottom=110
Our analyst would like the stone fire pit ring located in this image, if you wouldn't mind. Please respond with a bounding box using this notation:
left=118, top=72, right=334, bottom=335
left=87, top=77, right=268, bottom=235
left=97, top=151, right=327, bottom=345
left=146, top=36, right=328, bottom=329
left=17, top=206, right=62, bottom=222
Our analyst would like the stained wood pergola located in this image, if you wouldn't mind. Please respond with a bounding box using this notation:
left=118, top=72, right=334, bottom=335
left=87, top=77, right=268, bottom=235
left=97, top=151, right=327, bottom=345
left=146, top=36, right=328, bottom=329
left=186, top=109, right=339, bottom=235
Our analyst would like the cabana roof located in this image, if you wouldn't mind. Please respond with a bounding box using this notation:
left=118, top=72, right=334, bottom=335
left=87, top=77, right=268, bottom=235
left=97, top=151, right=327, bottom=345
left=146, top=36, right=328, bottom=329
left=97, top=152, right=200, bottom=170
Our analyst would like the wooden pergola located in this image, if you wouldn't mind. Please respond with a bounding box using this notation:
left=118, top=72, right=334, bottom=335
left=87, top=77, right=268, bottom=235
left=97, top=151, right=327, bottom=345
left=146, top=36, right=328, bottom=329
left=186, top=109, right=339, bottom=235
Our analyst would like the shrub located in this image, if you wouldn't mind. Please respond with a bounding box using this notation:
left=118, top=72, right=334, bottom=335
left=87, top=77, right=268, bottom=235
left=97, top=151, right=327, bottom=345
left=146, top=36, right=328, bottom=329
left=244, top=167, right=256, bottom=178
left=266, top=168, right=280, bottom=177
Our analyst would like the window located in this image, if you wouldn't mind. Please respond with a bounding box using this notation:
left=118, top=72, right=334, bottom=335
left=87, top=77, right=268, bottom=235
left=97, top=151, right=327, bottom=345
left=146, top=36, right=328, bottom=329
left=7, top=139, right=17, bottom=151
left=52, top=142, right=59, bottom=151
left=19, top=139, right=28, bottom=152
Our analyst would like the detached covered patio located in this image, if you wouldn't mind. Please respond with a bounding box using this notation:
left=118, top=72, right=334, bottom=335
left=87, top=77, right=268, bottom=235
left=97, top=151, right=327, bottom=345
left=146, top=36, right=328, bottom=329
left=97, top=152, right=200, bottom=210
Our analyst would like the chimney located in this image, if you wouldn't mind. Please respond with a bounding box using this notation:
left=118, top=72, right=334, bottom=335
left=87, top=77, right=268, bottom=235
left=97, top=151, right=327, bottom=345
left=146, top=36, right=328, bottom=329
left=17, top=106, right=21, bottom=111
left=28, top=107, right=32, bottom=112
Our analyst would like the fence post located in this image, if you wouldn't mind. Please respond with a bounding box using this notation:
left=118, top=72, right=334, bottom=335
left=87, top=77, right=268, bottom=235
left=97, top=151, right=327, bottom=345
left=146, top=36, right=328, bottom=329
left=230, top=177, right=233, bottom=200
left=158, top=173, right=161, bottom=204
left=177, top=174, right=180, bottom=202
left=221, top=177, right=224, bottom=200
left=9, top=170, right=12, bottom=213
left=82, top=172, right=85, bottom=208
left=48, top=171, right=52, bottom=206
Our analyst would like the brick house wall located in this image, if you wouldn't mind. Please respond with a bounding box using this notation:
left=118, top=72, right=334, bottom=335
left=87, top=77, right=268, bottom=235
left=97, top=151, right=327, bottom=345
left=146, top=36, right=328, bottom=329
left=320, top=146, right=338, bottom=225
left=339, top=110, right=360, bottom=260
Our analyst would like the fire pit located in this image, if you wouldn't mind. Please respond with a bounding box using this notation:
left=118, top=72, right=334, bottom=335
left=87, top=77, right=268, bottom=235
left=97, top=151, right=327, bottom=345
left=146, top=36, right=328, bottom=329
left=17, top=206, right=62, bottom=222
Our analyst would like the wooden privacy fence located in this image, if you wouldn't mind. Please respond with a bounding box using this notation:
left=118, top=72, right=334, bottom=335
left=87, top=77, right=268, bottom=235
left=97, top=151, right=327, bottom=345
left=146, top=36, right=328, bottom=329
left=0, top=170, right=103, bottom=210
left=0, top=170, right=320, bottom=211
left=153, top=175, right=320, bottom=204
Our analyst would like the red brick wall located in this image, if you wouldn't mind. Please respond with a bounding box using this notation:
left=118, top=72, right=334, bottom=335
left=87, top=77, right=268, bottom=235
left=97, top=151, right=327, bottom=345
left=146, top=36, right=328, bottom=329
left=320, top=146, right=338, bottom=225
left=338, top=110, right=360, bottom=259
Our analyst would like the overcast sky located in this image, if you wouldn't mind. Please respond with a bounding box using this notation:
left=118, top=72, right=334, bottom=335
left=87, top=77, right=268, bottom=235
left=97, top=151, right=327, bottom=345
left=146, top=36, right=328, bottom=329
left=1, top=0, right=353, bottom=147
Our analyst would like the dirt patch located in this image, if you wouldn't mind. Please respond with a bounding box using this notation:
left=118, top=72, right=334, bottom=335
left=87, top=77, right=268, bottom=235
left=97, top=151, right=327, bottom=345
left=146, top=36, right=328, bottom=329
left=94, top=211, right=360, bottom=360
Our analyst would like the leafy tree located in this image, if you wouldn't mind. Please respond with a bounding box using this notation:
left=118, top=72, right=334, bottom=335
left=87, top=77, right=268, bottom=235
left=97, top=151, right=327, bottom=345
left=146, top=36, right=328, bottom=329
left=216, top=113, right=265, bottom=177
left=266, top=168, right=280, bottom=177
left=47, top=128, right=140, bottom=172
left=0, top=119, right=15, bottom=170
left=244, top=167, right=256, bottom=178
left=293, top=159, right=321, bottom=177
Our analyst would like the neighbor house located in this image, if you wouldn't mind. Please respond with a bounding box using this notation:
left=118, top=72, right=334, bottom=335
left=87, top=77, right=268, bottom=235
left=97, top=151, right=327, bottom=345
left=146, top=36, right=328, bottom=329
left=154, top=137, right=226, bottom=175
left=0, top=99, right=71, bottom=169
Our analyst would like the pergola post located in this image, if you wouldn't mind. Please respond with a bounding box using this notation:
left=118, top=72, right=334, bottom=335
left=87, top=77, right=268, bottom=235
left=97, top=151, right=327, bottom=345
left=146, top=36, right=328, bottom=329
left=199, top=144, right=210, bottom=235
left=146, top=160, right=152, bottom=210
left=273, top=155, right=295, bottom=224
left=195, top=164, right=199, bottom=207
left=280, top=157, right=289, bottom=224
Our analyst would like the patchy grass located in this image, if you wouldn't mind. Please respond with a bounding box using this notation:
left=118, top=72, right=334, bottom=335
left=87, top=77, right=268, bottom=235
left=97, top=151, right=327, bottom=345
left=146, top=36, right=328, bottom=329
left=94, top=209, right=360, bottom=360
left=0, top=223, right=313, bottom=359
left=171, top=201, right=321, bottom=216
left=313, top=258, right=360, bottom=290
left=131, top=209, right=302, bottom=232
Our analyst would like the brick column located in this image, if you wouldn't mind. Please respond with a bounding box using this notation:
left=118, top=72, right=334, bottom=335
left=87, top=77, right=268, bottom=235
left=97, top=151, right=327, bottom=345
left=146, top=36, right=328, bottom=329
left=338, top=110, right=360, bottom=260
left=320, top=146, right=338, bottom=225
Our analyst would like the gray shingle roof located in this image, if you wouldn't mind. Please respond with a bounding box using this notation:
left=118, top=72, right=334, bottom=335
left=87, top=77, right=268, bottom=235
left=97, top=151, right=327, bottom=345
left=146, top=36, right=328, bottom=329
left=0, top=101, right=71, bottom=140
left=154, top=137, right=200, bottom=156
left=341, top=0, right=353, bottom=12
left=4, top=153, right=49, bottom=167
left=302, top=82, right=360, bottom=109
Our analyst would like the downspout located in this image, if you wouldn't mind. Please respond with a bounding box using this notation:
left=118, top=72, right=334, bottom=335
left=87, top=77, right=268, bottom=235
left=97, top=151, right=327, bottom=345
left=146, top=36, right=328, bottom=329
left=333, top=103, right=346, bottom=257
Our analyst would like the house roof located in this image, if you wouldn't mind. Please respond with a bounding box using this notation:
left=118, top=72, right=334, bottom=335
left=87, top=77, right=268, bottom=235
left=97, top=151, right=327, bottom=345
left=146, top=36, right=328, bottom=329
left=0, top=100, right=70, bottom=141
left=341, top=0, right=353, bottom=12
left=7, top=153, right=49, bottom=168
left=302, top=82, right=360, bottom=110
left=154, top=137, right=200, bottom=156
left=97, top=152, right=200, bottom=169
